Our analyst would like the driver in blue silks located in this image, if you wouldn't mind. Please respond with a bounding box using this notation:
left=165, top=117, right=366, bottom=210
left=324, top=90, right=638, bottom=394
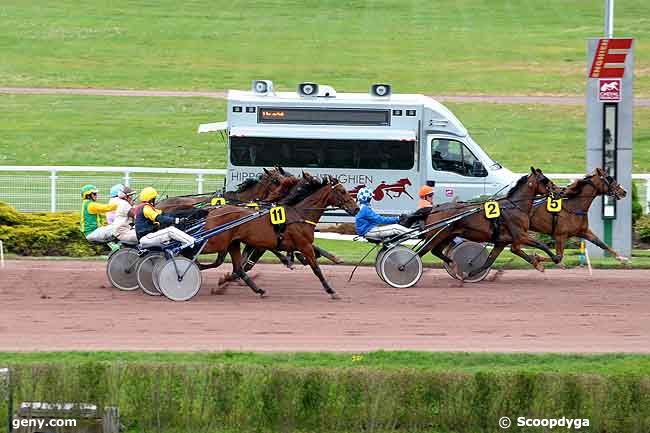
left=354, top=187, right=410, bottom=239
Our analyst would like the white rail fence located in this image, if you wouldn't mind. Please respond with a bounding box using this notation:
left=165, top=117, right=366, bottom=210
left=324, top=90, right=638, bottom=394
left=0, top=166, right=648, bottom=214
left=0, top=166, right=226, bottom=212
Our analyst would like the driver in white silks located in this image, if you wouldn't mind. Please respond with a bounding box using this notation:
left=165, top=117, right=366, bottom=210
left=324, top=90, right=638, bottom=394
left=354, top=187, right=410, bottom=240
left=134, top=187, right=196, bottom=249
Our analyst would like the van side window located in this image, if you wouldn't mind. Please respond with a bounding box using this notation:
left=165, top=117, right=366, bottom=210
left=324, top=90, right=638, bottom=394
left=230, top=137, right=415, bottom=170
left=431, top=139, right=486, bottom=177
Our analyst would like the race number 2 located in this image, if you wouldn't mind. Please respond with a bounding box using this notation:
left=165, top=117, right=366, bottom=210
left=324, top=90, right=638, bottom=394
left=546, top=197, right=562, bottom=213
left=270, top=206, right=286, bottom=225
left=484, top=201, right=501, bottom=219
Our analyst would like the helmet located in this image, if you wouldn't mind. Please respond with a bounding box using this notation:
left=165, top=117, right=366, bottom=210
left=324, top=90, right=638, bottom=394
left=80, top=184, right=98, bottom=198
left=419, top=185, right=434, bottom=198
left=121, top=186, right=136, bottom=198
left=356, top=187, right=373, bottom=204
left=139, top=187, right=158, bottom=202
left=110, top=184, right=125, bottom=198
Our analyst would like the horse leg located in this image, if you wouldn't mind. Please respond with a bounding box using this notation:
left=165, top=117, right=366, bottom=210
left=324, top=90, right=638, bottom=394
left=518, top=235, right=562, bottom=264
left=579, top=228, right=630, bottom=263
left=509, top=241, right=545, bottom=272
left=466, top=244, right=505, bottom=278
left=314, top=245, right=344, bottom=264
left=229, top=242, right=266, bottom=297
left=300, top=245, right=339, bottom=300
left=536, top=235, right=567, bottom=266
left=269, top=250, right=295, bottom=269
left=198, top=251, right=227, bottom=270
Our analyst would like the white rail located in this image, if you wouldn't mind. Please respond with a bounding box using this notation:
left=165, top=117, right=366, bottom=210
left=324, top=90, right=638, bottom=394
left=0, top=166, right=226, bottom=213
left=0, top=166, right=648, bottom=214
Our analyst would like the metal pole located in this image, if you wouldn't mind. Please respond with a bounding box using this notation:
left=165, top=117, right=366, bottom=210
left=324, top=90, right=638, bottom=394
left=197, top=174, right=204, bottom=194
left=49, top=170, right=57, bottom=212
left=604, top=0, right=614, bottom=38
left=123, top=171, right=130, bottom=187
left=0, top=240, right=4, bottom=269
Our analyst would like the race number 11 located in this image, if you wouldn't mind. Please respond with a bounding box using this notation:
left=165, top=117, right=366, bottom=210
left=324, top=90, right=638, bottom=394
left=270, top=206, right=286, bottom=225
left=547, top=197, right=562, bottom=212
left=484, top=201, right=501, bottom=219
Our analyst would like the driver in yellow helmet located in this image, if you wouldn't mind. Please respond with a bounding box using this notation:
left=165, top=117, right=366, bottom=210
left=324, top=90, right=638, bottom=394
left=135, top=187, right=196, bottom=249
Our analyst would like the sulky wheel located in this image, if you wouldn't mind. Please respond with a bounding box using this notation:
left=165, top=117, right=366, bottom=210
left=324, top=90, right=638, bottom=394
left=442, top=240, right=491, bottom=283
left=155, top=257, right=202, bottom=302
left=106, top=248, right=140, bottom=291
left=379, top=246, right=423, bottom=289
left=136, top=252, right=165, bottom=296
left=375, top=247, right=388, bottom=282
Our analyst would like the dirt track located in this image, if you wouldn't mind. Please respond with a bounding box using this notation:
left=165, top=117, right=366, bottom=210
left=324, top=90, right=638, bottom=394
left=1, top=260, right=649, bottom=353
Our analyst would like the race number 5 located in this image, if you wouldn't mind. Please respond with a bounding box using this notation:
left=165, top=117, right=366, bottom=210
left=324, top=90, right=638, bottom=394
left=546, top=197, right=562, bottom=213
left=211, top=197, right=226, bottom=206
left=484, top=201, right=501, bottom=219
left=269, top=206, right=286, bottom=225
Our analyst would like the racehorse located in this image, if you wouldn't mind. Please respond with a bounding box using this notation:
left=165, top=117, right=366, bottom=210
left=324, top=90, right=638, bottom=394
left=157, top=167, right=286, bottom=212
left=530, top=168, right=628, bottom=264
left=199, top=173, right=359, bottom=298
left=419, top=167, right=561, bottom=279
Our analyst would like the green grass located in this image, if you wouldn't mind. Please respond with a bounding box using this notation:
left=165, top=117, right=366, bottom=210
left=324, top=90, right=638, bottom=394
left=312, top=238, right=650, bottom=268
left=2, top=94, right=650, bottom=173
left=0, top=0, right=648, bottom=95
left=2, top=351, right=650, bottom=375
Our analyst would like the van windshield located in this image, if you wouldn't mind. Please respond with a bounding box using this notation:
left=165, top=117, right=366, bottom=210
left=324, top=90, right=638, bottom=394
left=230, top=136, right=415, bottom=170
left=431, top=138, right=487, bottom=177
left=467, top=136, right=501, bottom=169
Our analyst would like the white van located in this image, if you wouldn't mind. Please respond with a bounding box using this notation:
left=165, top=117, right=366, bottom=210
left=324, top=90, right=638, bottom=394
left=199, top=81, right=519, bottom=221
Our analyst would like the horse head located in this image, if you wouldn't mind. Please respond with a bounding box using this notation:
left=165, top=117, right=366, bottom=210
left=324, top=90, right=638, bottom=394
left=592, top=168, right=627, bottom=199
left=323, top=175, right=359, bottom=216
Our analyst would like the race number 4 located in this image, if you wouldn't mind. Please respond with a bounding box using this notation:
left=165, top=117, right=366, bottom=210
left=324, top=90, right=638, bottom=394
left=211, top=197, right=226, bottom=206
left=484, top=201, right=501, bottom=219
left=269, top=206, right=286, bottom=225
left=546, top=197, right=562, bottom=213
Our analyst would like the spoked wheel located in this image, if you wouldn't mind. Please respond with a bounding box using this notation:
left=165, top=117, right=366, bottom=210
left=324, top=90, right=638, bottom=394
left=379, top=246, right=423, bottom=289
left=442, top=240, right=491, bottom=283
left=375, top=247, right=388, bottom=282
left=155, top=257, right=202, bottom=301
left=136, top=252, right=165, bottom=296
left=106, top=248, right=140, bottom=291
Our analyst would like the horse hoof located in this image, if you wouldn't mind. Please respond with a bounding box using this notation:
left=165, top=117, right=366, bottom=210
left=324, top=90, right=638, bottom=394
left=259, top=292, right=267, bottom=298
left=535, top=263, right=545, bottom=272
left=329, top=292, right=341, bottom=300
left=617, top=255, right=630, bottom=263
left=332, top=256, right=345, bottom=265
left=553, top=255, right=562, bottom=264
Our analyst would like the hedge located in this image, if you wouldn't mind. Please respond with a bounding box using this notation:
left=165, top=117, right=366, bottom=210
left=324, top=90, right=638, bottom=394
left=636, top=215, right=650, bottom=243
left=0, top=201, right=106, bottom=256
left=2, top=362, right=649, bottom=433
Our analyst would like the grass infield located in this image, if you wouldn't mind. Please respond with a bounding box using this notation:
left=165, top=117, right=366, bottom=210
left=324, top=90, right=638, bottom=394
left=0, top=0, right=648, bottom=95
left=1, top=95, right=650, bottom=173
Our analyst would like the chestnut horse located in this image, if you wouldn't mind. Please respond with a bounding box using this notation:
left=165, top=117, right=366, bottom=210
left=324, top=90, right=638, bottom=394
left=157, top=167, right=287, bottom=212
left=419, top=167, right=561, bottom=279
left=530, top=168, right=628, bottom=263
left=199, top=174, right=359, bottom=298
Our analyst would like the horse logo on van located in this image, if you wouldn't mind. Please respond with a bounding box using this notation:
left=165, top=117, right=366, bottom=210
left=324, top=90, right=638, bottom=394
left=348, top=178, right=413, bottom=201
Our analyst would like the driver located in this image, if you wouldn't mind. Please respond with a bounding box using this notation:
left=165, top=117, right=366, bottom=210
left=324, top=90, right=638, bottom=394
left=355, top=187, right=410, bottom=239
left=135, top=187, right=196, bottom=249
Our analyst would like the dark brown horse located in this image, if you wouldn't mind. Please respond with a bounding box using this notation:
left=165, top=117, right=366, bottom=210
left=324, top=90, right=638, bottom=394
left=419, top=167, right=561, bottom=278
left=200, top=174, right=359, bottom=298
left=157, top=167, right=286, bottom=212
left=531, top=168, right=628, bottom=263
